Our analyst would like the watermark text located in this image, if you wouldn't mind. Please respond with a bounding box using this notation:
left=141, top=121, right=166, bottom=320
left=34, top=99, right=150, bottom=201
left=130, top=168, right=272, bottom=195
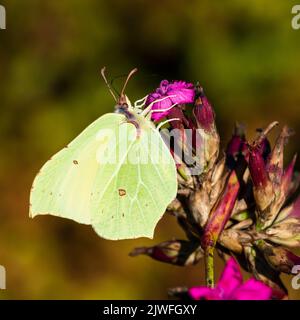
left=0, top=265, right=6, bottom=290
left=292, top=265, right=300, bottom=290
left=0, top=5, right=6, bottom=30
left=292, top=5, right=300, bottom=30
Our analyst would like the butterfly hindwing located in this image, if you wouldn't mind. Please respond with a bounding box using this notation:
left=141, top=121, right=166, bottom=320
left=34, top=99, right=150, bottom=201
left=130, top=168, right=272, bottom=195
left=90, top=118, right=177, bottom=239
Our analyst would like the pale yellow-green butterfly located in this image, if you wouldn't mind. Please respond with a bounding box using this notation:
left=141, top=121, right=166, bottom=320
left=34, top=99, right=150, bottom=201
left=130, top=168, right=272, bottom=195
left=30, top=68, right=178, bottom=240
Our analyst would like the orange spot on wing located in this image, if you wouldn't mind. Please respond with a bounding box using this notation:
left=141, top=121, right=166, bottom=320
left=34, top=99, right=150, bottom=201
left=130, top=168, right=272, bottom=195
left=118, top=189, right=126, bottom=197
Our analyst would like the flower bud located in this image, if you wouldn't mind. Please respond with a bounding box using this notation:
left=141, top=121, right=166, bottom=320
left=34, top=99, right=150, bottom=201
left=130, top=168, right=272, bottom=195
left=256, top=240, right=300, bottom=274
left=191, top=85, right=220, bottom=173
left=166, top=106, right=188, bottom=130
left=267, top=126, right=293, bottom=183
left=244, top=246, right=288, bottom=299
left=193, top=86, right=215, bottom=132
left=129, top=240, right=203, bottom=266
left=226, top=124, right=248, bottom=169
left=219, top=229, right=252, bottom=254
left=265, top=219, right=300, bottom=247
left=248, top=145, right=269, bottom=189
left=202, top=171, right=240, bottom=249
left=248, top=144, right=274, bottom=215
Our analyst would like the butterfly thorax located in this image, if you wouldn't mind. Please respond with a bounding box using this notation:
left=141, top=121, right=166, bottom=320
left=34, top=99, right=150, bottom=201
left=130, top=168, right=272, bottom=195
left=114, top=95, right=154, bottom=138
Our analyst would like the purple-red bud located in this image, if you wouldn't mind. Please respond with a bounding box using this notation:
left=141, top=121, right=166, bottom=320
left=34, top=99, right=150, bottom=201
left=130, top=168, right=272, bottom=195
left=193, top=86, right=215, bottom=132
left=167, top=106, right=188, bottom=130
left=202, top=171, right=240, bottom=249
left=248, top=145, right=269, bottom=188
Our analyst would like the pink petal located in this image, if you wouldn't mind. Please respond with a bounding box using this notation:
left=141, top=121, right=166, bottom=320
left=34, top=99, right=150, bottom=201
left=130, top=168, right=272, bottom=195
left=217, top=258, right=243, bottom=297
left=168, top=80, right=194, bottom=91
left=169, top=88, right=195, bottom=105
left=146, top=80, right=195, bottom=122
left=189, top=287, right=220, bottom=300
left=232, top=278, right=272, bottom=300
left=145, top=92, right=161, bottom=105
left=151, top=97, right=173, bottom=121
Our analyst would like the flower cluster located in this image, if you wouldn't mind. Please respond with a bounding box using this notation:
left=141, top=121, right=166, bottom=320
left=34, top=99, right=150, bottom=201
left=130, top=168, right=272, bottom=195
left=189, top=258, right=272, bottom=300
left=131, top=79, right=300, bottom=300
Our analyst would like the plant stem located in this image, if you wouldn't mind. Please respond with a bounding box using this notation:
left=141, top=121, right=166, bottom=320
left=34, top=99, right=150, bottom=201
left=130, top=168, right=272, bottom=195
left=205, top=246, right=215, bottom=288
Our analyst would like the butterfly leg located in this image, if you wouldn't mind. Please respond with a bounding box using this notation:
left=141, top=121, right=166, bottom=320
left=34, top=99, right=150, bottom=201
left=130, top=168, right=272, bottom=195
left=145, top=102, right=178, bottom=121
left=134, top=95, right=148, bottom=109
left=141, top=95, right=177, bottom=118
left=156, top=118, right=180, bottom=131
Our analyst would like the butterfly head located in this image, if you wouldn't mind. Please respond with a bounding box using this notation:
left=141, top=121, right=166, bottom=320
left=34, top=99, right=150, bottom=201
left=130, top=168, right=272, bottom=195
left=101, top=67, right=137, bottom=114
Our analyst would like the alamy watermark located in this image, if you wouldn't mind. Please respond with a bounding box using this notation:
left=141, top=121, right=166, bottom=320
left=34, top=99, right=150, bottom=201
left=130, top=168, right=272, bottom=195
left=292, top=5, right=300, bottom=30
left=95, top=127, right=206, bottom=175
left=292, top=265, right=300, bottom=290
left=0, top=5, right=6, bottom=30
left=0, top=265, right=6, bottom=290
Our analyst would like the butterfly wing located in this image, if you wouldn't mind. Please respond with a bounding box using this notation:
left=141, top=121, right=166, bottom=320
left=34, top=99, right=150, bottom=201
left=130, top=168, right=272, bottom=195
left=29, top=113, right=124, bottom=225
left=90, top=118, right=178, bottom=240
left=30, top=112, right=178, bottom=240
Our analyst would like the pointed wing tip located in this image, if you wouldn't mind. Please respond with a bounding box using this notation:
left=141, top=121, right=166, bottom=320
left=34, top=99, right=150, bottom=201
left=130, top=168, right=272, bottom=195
left=29, top=209, right=36, bottom=219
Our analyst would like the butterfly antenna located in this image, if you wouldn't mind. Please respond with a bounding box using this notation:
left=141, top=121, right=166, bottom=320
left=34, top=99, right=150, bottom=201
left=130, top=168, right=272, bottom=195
left=101, top=67, right=118, bottom=102
left=120, top=68, right=138, bottom=96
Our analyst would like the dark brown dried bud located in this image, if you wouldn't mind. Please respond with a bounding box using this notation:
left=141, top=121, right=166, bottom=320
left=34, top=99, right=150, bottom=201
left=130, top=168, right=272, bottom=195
left=129, top=240, right=203, bottom=266
left=249, top=124, right=298, bottom=229
left=256, top=240, right=300, bottom=274
left=226, top=124, right=247, bottom=169
left=265, top=219, right=300, bottom=247
left=263, top=191, right=300, bottom=246
left=267, top=126, right=293, bottom=185
left=219, top=229, right=252, bottom=254
left=244, top=245, right=288, bottom=299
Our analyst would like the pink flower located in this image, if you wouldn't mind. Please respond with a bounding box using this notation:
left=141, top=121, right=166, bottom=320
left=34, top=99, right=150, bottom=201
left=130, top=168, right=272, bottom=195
left=146, top=80, right=195, bottom=121
left=189, top=258, right=272, bottom=300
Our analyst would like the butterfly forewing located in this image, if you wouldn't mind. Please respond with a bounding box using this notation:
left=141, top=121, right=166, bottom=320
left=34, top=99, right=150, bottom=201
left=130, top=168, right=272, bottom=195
left=30, top=111, right=178, bottom=240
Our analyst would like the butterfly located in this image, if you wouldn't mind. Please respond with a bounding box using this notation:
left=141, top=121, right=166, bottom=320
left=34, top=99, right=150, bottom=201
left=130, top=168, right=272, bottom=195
left=29, top=68, right=178, bottom=240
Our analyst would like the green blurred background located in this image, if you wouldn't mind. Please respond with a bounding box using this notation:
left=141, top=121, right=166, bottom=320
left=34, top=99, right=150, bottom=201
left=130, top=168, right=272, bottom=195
left=0, top=0, right=300, bottom=299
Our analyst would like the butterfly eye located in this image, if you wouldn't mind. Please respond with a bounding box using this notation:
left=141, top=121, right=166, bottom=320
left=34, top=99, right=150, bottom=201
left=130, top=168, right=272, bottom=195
left=115, top=104, right=129, bottom=116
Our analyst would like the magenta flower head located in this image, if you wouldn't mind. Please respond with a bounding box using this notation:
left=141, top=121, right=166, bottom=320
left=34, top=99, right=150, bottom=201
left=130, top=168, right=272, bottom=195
left=189, top=258, right=272, bottom=300
left=145, top=80, right=195, bottom=121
